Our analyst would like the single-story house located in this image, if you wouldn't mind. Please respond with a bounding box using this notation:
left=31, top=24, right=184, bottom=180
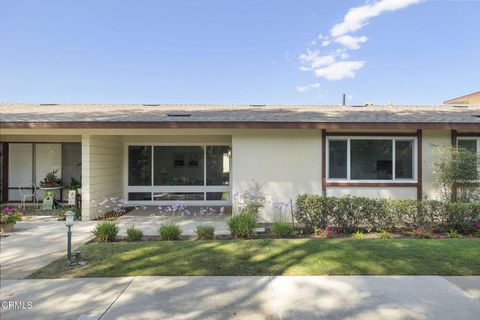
left=0, top=103, right=479, bottom=221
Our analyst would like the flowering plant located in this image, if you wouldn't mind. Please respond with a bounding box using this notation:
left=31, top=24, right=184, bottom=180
left=476, top=220, right=480, bottom=230
left=315, top=225, right=337, bottom=239
left=1, top=207, right=23, bottom=224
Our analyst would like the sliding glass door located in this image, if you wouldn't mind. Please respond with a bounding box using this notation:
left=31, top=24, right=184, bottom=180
left=126, top=144, right=231, bottom=205
left=6, top=143, right=81, bottom=202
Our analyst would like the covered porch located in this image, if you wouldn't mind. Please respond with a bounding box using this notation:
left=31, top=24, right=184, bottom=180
left=1, top=133, right=233, bottom=221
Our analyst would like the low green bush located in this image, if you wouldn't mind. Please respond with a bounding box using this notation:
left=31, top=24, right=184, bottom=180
left=378, top=230, right=393, bottom=239
left=352, top=231, right=365, bottom=239
left=295, top=194, right=480, bottom=234
left=92, top=221, right=119, bottom=242
left=270, top=222, right=294, bottom=238
left=195, top=225, right=215, bottom=240
left=446, top=229, right=462, bottom=239
left=126, top=225, right=143, bottom=242
left=159, top=223, right=182, bottom=240
left=228, top=213, right=257, bottom=239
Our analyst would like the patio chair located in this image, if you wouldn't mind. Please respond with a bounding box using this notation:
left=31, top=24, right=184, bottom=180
left=19, top=182, right=38, bottom=210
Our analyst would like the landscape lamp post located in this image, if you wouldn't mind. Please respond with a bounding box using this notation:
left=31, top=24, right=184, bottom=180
left=65, top=211, right=75, bottom=266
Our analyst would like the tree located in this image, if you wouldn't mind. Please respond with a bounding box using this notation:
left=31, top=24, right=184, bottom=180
left=433, top=146, right=479, bottom=202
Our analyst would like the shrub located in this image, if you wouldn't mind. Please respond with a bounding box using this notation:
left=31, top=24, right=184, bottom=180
left=446, top=229, right=461, bottom=239
left=352, top=231, right=365, bottom=239
left=228, top=213, right=257, bottom=239
left=270, top=222, right=294, bottom=238
left=159, top=223, right=182, bottom=240
left=92, top=221, right=119, bottom=242
left=295, top=194, right=331, bottom=232
left=295, top=194, right=480, bottom=234
left=195, top=225, right=215, bottom=240
left=126, top=225, right=143, bottom=241
left=378, top=230, right=393, bottom=239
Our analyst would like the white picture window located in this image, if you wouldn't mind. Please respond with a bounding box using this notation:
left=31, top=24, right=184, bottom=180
left=327, top=137, right=417, bottom=182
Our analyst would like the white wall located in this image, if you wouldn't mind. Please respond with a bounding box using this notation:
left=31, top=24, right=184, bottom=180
left=422, top=130, right=451, bottom=200
left=232, top=130, right=323, bottom=221
left=81, top=135, right=123, bottom=220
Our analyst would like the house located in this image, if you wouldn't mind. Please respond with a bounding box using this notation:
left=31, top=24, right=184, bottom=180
left=445, top=91, right=480, bottom=105
left=0, top=103, right=479, bottom=221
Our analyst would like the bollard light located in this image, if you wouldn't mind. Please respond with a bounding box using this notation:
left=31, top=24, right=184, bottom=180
left=65, top=211, right=75, bottom=227
left=65, top=211, right=75, bottom=266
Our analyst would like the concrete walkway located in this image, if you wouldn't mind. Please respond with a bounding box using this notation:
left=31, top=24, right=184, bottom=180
left=1, top=276, right=479, bottom=320
left=117, top=213, right=230, bottom=236
left=0, top=217, right=96, bottom=279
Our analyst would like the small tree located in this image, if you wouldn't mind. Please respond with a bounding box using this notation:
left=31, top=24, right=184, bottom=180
left=433, top=146, right=479, bottom=202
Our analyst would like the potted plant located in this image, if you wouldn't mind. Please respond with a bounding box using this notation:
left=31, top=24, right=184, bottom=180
left=1, top=207, right=23, bottom=233
left=40, top=169, right=63, bottom=187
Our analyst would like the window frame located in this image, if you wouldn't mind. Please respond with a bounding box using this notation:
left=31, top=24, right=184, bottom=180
left=124, top=142, right=232, bottom=206
left=456, top=137, right=480, bottom=181
left=326, top=136, right=418, bottom=183
left=457, top=137, right=480, bottom=153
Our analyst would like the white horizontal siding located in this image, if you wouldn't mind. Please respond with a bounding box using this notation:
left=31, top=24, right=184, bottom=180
left=81, top=135, right=123, bottom=220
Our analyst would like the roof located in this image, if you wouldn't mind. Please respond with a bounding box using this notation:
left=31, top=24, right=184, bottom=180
left=444, top=91, right=480, bottom=104
left=1, top=103, right=479, bottom=130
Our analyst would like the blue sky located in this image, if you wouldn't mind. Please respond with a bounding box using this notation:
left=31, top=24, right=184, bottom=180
left=0, top=0, right=478, bottom=105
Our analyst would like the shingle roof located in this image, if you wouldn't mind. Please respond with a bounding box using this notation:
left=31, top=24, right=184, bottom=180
left=1, top=103, right=479, bottom=125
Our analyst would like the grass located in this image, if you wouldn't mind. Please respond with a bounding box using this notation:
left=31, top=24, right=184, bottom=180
left=28, top=238, right=480, bottom=278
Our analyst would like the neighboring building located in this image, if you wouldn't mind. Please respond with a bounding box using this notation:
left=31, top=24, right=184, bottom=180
left=0, top=103, right=479, bottom=221
left=445, top=91, right=480, bottom=105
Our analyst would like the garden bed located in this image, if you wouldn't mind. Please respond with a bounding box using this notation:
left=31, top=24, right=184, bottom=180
left=28, top=238, right=480, bottom=278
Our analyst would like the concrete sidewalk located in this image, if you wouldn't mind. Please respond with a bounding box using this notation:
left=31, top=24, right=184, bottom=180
left=1, top=276, right=479, bottom=320
left=0, top=218, right=96, bottom=279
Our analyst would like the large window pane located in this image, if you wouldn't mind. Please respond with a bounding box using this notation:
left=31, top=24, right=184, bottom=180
left=351, top=140, right=392, bottom=180
left=154, top=146, right=204, bottom=185
left=328, top=140, right=347, bottom=179
left=153, top=192, right=204, bottom=201
left=207, top=146, right=230, bottom=186
left=128, top=146, right=152, bottom=186
left=395, top=140, right=414, bottom=179
left=458, top=140, right=477, bottom=153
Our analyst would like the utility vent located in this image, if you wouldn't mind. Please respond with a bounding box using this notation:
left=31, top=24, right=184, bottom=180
left=167, top=113, right=191, bottom=117
left=249, top=104, right=266, bottom=108
left=39, top=103, right=58, bottom=106
left=143, top=104, right=160, bottom=106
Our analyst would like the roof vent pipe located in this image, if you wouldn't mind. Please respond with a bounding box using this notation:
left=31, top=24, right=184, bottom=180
left=342, top=94, right=346, bottom=106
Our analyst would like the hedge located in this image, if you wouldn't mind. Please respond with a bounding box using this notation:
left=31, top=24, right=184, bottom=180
left=295, top=194, right=480, bottom=233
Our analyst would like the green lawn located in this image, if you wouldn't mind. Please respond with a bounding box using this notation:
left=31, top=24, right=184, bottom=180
left=28, top=238, right=480, bottom=278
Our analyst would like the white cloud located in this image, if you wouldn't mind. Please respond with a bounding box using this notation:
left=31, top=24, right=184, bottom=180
left=334, top=35, right=368, bottom=50
left=330, top=0, right=423, bottom=37
left=297, top=0, right=422, bottom=83
left=314, top=61, right=365, bottom=81
left=299, top=49, right=336, bottom=69
left=296, top=82, right=322, bottom=93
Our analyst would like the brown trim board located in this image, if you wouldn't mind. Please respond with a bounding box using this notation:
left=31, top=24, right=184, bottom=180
left=1, top=121, right=479, bottom=130
left=325, top=182, right=418, bottom=188
left=321, top=129, right=326, bottom=195
left=417, top=129, right=423, bottom=201
left=1, top=142, right=8, bottom=203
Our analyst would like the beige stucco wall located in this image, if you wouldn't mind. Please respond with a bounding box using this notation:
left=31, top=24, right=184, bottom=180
left=81, top=135, right=123, bottom=220
left=232, top=130, right=323, bottom=221
left=422, top=130, right=451, bottom=200
left=326, top=187, right=417, bottom=199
